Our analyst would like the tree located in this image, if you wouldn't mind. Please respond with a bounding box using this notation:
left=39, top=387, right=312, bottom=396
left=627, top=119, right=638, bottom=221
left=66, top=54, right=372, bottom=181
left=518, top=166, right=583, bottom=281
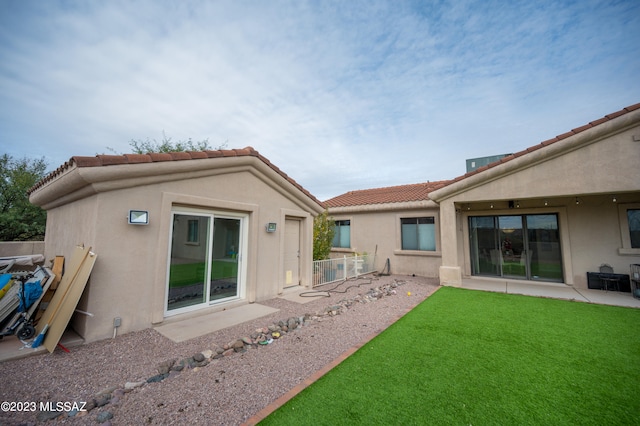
left=313, top=210, right=335, bottom=261
left=0, top=154, right=48, bottom=241
left=107, top=131, right=227, bottom=154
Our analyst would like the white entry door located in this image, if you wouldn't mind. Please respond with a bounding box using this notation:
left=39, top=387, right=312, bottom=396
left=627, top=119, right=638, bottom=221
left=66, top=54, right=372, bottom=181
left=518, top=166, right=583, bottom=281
left=283, top=218, right=301, bottom=287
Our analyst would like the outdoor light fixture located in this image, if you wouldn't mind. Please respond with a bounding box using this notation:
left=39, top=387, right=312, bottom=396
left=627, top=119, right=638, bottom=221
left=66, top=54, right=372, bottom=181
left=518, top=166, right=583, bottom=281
left=575, top=197, right=580, bottom=205
left=128, top=210, right=149, bottom=225
left=266, top=222, right=277, bottom=233
left=612, top=195, right=617, bottom=203
left=544, top=199, right=548, bottom=206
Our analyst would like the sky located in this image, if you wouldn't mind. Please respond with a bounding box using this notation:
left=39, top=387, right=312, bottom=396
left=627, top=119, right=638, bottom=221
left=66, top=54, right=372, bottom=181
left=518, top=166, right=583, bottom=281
left=1, top=1, right=639, bottom=201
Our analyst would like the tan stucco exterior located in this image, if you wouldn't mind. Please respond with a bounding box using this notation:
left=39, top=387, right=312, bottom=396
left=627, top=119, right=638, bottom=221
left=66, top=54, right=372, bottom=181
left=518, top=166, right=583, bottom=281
left=329, top=201, right=442, bottom=277
left=29, top=154, right=323, bottom=343
left=430, top=107, right=640, bottom=288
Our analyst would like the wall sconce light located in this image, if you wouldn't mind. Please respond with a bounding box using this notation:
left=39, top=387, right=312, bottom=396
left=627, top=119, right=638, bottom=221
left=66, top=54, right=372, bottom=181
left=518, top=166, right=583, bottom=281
left=544, top=199, right=548, bottom=206
left=575, top=197, right=580, bottom=205
left=266, top=223, right=277, bottom=233
left=490, top=203, right=494, bottom=209
left=128, top=210, right=149, bottom=225
left=612, top=195, right=617, bottom=203
left=516, top=200, right=520, bottom=208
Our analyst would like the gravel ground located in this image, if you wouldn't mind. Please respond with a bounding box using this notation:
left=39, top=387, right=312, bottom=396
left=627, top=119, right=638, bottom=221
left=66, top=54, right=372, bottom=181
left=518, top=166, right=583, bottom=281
left=0, top=274, right=439, bottom=425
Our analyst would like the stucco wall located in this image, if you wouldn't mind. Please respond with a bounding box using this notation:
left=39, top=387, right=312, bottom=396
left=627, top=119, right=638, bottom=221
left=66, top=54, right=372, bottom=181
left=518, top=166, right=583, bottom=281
left=330, top=206, right=442, bottom=278
left=0, top=241, right=45, bottom=257
left=37, top=161, right=318, bottom=343
left=433, top=114, right=640, bottom=289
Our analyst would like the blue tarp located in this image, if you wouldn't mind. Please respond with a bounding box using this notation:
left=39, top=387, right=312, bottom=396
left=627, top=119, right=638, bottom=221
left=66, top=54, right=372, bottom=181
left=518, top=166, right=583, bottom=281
left=0, top=274, right=11, bottom=288
left=18, top=280, right=42, bottom=312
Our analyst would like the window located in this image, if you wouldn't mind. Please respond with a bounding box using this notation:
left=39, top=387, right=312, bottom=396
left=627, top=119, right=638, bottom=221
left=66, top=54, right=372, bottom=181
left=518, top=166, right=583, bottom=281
left=332, top=220, right=351, bottom=248
left=628, top=209, right=640, bottom=248
left=168, top=210, right=246, bottom=315
left=187, top=219, right=199, bottom=243
left=401, top=217, right=435, bottom=251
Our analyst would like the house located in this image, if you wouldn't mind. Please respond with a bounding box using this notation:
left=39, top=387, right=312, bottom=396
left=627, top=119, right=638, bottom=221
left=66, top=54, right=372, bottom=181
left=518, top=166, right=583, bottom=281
left=28, top=147, right=324, bottom=343
left=327, top=103, right=640, bottom=289
left=324, top=181, right=450, bottom=277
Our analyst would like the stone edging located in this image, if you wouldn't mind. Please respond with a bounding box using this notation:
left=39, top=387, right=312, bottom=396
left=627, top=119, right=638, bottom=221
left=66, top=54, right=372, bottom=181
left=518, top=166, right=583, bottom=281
left=35, top=280, right=407, bottom=424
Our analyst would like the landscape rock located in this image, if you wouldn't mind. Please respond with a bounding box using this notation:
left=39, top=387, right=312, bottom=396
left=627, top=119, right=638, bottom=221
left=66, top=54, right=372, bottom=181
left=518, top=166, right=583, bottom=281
left=37, top=410, right=63, bottom=422
left=146, top=373, right=168, bottom=384
left=96, top=411, right=114, bottom=423
left=94, top=394, right=111, bottom=407
left=157, top=359, right=176, bottom=375
left=124, top=381, right=145, bottom=391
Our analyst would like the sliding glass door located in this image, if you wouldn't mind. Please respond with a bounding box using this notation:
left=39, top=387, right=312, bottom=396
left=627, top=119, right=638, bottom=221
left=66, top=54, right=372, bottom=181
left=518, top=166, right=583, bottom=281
left=166, top=209, right=245, bottom=315
left=469, top=214, right=562, bottom=282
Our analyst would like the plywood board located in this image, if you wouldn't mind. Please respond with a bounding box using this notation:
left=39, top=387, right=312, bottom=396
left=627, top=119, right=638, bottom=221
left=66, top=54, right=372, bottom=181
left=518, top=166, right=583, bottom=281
left=50, top=256, right=64, bottom=290
left=43, top=249, right=96, bottom=353
left=36, top=246, right=88, bottom=334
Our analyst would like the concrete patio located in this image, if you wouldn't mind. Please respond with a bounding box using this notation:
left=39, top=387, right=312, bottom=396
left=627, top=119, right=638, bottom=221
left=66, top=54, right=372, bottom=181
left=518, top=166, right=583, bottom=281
left=461, top=277, right=640, bottom=309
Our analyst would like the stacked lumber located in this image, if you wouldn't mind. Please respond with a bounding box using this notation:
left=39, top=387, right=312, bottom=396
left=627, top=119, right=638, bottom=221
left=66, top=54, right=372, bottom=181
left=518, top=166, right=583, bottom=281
left=35, top=246, right=97, bottom=353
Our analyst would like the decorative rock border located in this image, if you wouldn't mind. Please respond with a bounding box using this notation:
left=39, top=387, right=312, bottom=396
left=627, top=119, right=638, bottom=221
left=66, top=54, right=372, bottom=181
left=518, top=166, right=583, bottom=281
left=35, top=280, right=406, bottom=424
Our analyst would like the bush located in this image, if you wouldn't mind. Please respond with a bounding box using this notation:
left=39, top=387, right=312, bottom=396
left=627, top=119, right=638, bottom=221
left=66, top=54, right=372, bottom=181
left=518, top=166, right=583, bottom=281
left=313, top=210, right=335, bottom=261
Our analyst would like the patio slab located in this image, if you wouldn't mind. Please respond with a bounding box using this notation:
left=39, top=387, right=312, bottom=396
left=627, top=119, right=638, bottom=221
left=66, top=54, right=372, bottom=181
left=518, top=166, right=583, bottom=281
left=0, top=329, right=84, bottom=363
left=154, top=303, right=279, bottom=343
left=461, top=278, right=640, bottom=308
left=277, top=287, right=329, bottom=304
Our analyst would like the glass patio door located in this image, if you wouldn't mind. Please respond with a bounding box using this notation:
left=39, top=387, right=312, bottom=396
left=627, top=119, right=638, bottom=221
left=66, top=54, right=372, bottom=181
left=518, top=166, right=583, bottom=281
left=166, top=210, right=244, bottom=315
left=498, top=216, right=527, bottom=279
left=209, top=217, right=240, bottom=302
left=469, top=214, right=562, bottom=282
left=525, top=215, right=563, bottom=281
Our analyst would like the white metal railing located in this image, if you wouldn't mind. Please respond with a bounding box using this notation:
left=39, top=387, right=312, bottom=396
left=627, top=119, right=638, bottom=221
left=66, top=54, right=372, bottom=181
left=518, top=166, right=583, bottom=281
left=312, top=254, right=375, bottom=287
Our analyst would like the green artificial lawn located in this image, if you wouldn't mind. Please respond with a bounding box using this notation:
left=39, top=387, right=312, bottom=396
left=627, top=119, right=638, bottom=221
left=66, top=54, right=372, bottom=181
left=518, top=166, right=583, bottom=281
left=261, top=287, right=640, bottom=425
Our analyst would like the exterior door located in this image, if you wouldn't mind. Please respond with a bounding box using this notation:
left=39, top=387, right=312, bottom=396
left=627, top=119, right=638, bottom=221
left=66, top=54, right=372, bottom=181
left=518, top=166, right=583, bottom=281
left=469, top=214, right=562, bottom=282
left=209, top=217, right=241, bottom=302
left=283, top=218, right=301, bottom=287
left=166, top=209, right=246, bottom=315
left=498, top=216, right=527, bottom=279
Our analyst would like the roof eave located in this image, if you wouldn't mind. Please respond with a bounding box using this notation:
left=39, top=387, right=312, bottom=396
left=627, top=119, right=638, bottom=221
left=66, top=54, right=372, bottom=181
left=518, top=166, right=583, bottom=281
left=328, top=199, right=439, bottom=214
left=30, top=155, right=325, bottom=213
left=430, top=106, right=640, bottom=202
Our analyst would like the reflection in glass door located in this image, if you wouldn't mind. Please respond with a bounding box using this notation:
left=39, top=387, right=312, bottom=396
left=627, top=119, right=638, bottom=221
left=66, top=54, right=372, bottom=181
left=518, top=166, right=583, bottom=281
left=498, top=216, right=527, bottom=279
left=209, top=218, right=240, bottom=302
left=526, top=215, right=563, bottom=281
left=167, top=210, right=244, bottom=314
left=167, top=213, right=210, bottom=312
left=469, top=214, right=563, bottom=282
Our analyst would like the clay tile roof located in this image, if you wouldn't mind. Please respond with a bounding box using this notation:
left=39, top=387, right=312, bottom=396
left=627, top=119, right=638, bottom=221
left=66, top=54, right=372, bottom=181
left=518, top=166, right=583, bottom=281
left=28, top=146, right=323, bottom=207
left=324, top=180, right=451, bottom=208
left=123, top=154, right=152, bottom=164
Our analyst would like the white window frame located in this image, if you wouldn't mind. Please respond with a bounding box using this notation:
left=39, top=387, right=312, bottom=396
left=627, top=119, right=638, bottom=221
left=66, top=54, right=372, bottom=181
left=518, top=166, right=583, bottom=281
left=165, top=206, right=248, bottom=317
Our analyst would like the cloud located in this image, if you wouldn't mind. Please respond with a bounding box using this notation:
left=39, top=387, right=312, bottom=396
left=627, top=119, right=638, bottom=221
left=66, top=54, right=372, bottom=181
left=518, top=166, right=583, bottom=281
left=0, top=0, right=639, bottom=201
